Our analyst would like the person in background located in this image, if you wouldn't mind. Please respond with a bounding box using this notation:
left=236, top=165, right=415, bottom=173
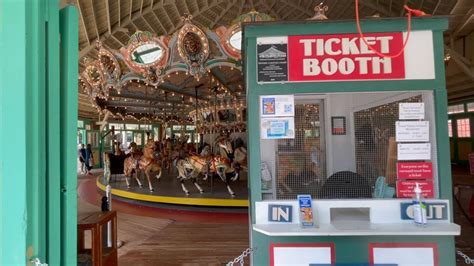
left=85, top=144, right=94, bottom=175
left=78, top=144, right=86, bottom=174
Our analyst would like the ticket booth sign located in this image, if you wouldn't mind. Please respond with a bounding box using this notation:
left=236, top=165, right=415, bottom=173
left=397, top=162, right=433, bottom=179
left=288, top=32, right=405, bottom=81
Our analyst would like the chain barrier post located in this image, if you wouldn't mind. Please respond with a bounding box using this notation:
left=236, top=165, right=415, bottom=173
left=457, top=250, right=474, bottom=265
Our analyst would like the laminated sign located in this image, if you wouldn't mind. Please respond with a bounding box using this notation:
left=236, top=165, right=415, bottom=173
left=298, top=195, right=314, bottom=227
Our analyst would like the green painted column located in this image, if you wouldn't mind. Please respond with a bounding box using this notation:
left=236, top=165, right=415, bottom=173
left=0, top=1, right=78, bottom=264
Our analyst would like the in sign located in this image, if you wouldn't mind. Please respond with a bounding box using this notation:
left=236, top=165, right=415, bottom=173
left=268, top=204, right=293, bottom=222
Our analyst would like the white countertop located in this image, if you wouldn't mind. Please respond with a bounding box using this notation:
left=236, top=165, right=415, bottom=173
left=253, top=222, right=461, bottom=236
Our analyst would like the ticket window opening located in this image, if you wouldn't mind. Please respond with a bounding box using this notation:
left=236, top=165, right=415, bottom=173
left=260, top=91, right=438, bottom=201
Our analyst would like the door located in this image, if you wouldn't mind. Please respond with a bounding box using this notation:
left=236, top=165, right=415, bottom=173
left=0, top=2, right=78, bottom=264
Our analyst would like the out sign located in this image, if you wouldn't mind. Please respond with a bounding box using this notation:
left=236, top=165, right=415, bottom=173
left=400, top=202, right=448, bottom=220
left=268, top=204, right=293, bottom=222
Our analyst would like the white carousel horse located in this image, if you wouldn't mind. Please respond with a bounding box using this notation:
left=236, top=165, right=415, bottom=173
left=175, top=153, right=238, bottom=196
left=123, top=139, right=162, bottom=191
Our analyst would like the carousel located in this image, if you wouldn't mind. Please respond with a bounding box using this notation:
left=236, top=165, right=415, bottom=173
left=79, top=11, right=272, bottom=207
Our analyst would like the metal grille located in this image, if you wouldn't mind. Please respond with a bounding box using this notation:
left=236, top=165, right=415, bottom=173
left=266, top=92, right=438, bottom=200
left=354, top=95, right=422, bottom=188
left=276, top=103, right=326, bottom=199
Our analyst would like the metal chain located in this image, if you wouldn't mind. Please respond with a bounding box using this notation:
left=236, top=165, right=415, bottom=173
left=457, top=250, right=474, bottom=265
left=31, top=258, right=48, bottom=266
left=226, top=247, right=254, bottom=266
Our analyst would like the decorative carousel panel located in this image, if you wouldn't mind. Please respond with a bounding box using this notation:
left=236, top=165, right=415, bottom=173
left=120, top=31, right=170, bottom=85
left=97, top=42, right=121, bottom=80
left=177, top=15, right=210, bottom=80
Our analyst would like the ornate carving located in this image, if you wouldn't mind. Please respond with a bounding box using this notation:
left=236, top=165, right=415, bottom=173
left=177, top=14, right=209, bottom=80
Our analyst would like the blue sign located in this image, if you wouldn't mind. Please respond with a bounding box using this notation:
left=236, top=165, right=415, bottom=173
left=268, top=204, right=293, bottom=222
left=400, top=202, right=448, bottom=220
left=298, top=194, right=314, bottom=227
left=262, top=97, right=276, bottom=115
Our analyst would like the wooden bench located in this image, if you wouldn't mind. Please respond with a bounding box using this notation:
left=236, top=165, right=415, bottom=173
left=78, top=211, right=117, bottom=266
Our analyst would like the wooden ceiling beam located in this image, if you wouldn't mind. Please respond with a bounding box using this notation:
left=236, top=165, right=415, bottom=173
left=209, top=0, right=236, bottom=28
left=359, top=0, right=398, bottom=17
left=105, top=0, right=112, bottom=33
left=261, top=0, right=280, bottom=20
left=161, top=5, right=177, bottom=33
left=151, top=9, right=168, bottom=34
left=77, top=0, right=91, bottom=45
left=111, top=34, right=126, bottom=46
left=118, top=0, right=121, bottom=26
left=282, top=0, right=313, bottom=17
left=89, top=0, right=101, bottom=39
left=141, top=16, right=157, bottom=32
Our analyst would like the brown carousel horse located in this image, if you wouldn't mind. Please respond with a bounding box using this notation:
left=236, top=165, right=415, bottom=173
left=175, top=139, right=238, bottom=196
left=123, top=139, right=162, bottom=191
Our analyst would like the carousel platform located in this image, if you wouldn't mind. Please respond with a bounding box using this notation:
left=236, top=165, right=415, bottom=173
left=97, top=170, right=249, bottom=207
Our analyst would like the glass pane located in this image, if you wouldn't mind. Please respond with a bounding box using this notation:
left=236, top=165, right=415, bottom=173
left=126, top=124, right=139, bottom=130
left=186, top=125, right=196, bottom=131
left=77, top=120, right=84, bottom=128
left=448, top=104, right=464, bottom=114
left=153, top=128, right=159, bottom=141
left=134, top=133, right=142, bottom=146
left=140, top=124, right=151, bottom=130
left=109, top=123, right=124, bottom=130
left=77, top=130, right=83, bottom=146
left=172, top=125, right=182, bottom=130
left=448, top=120, right=453, bottom=138
left=457, top=118, right=471, bottom=137
left=467, top=103, right=474, bottom=112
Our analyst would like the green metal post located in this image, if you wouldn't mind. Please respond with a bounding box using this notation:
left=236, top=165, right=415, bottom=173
left=60, top=6, right=79, bottom=264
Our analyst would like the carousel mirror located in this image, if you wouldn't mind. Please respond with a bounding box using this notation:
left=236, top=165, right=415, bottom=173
left=229, top=30, right=242, bottom=50
left=130, top=43, right=164, bottom=65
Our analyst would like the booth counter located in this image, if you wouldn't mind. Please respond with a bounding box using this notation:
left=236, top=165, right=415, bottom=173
left=244, top=17, right=459, bottom=265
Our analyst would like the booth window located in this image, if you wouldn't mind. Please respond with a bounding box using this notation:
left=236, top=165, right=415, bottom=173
left=260, top=92, right=438, bottom=200
left=456, top=118, right=470, bottom=138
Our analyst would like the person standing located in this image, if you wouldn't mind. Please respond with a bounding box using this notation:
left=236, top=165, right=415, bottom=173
left=85, top=144, right=94, bottom=175
left=78, top=144, right=86, bottom=174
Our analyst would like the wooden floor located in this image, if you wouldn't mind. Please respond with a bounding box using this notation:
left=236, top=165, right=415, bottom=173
left=78, top=171, right=250, bottom=265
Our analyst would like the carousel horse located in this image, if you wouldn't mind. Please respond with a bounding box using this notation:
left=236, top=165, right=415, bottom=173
left=233, top=146, right=248, bottom=171
left=123, top=139, right=162, bottom=191
left=175, top=153, right=238, bottom=196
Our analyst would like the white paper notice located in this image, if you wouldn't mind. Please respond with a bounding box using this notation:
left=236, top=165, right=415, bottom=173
left=399, top=102, right=425, bottom=120
left=261, top=117, right=295, bottom=139
left=398, top=143, right=431, bottom=161
left=260, top=95, right=294, bottom=117
left=396, top=121, right=429, bottom=142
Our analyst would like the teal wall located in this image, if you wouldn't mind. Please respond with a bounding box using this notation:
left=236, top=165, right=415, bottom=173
left=244, top=17, right=455, bottom=265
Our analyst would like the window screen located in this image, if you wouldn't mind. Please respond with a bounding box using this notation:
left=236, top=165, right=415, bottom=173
left=260, top=92, right=438, bottom=200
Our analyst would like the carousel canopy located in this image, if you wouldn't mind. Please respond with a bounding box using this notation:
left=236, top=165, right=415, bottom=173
left=67, top=0, right=462, bottom=126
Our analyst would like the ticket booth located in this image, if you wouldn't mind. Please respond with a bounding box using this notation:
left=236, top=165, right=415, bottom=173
left=244, top=17, right=460, bottom=265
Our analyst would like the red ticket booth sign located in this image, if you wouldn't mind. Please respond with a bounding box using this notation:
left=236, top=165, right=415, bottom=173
left=397, top=162, right=433, bottom=179
left=288, top=32, right=406, bottom=82
left=397, top=180, right=434, bottom=198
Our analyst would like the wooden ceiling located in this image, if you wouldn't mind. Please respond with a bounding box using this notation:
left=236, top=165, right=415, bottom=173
left=59, top=0, right=474, bottom=119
